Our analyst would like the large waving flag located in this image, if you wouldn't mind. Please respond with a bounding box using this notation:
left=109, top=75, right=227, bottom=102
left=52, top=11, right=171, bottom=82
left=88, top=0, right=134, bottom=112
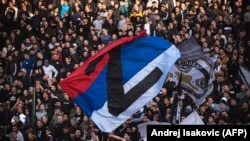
left=59, top=31, right=180, bottom=132
left=169, top=37, right=215, bottom=108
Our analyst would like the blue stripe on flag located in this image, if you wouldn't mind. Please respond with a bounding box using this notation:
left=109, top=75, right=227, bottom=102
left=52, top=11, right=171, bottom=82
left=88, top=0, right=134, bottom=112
left=121, top=37, right=173, bottom=83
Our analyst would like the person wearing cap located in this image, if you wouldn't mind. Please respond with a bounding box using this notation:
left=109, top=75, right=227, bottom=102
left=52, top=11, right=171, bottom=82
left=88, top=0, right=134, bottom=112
left=207, top=97, right=230, bottom=112
left=183, top=105, right=192, bottom=117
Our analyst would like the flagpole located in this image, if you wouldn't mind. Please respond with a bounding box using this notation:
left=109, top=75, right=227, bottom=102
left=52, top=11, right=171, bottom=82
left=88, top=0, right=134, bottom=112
left=32, top=75, right=36, bottom=131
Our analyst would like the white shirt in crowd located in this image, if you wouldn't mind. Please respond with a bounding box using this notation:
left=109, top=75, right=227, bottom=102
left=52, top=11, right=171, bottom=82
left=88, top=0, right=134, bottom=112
left=42, top=64, right=58, bottom=80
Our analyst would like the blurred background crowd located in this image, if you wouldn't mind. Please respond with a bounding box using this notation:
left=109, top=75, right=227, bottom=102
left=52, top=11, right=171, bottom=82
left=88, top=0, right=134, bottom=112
left=0, top=0, right=250, bottom=140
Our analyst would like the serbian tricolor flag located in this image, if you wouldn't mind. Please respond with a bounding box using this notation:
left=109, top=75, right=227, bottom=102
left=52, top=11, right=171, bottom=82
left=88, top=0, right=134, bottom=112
left=59, top=31, right=180, bottom=132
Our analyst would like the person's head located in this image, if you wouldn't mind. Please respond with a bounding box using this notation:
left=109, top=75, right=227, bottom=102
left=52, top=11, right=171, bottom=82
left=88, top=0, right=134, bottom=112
left=65, top=56, right=72, bottom=64
left=69, top=129, right=76, bottom=138
left=36, top=120, right=43, bottom=128
left=23, top=52, right=30, bottom=59
left=82, top=115, right=89, bottom=123
left=220, top=100, right=228, bottom=110
left=207, top=115, right=215, bottom=123
left=207, top=96, right=215, bottom=104
left=10, top=131, right=18, bottom=141
left=11, top=86, right=17, bottom=94
left=102, top=28, right=108, bottom=34
left=151, top=1, right=157, bottom=7
left=39, top=103, right=46, bottom=111
left=63, top=113, right=69, bottom=122
left=142, top=114, right=149, bottom=122
left=41, top=115, right=48, bottom=124
left=75, top=128, right=82, bottom=138
left=0, top=65, right=4, bottom=73
left=123, top=132, right=131, bottom=139
left=160, top=4, right=167, bottom=11
left=240, top=84, right=247, bottom=92
left=54, top=107, right=62, bottom=115
left=215, top=72, right=223, bottom=81
left=27, top=131, right=36, bottom=140
left=160, top=87, right=167, bottom=95
left=163, top=97, right=170, bottom=105
left=44, top=59, right=50, bottom=66
left=229, top=97, right=237, bottom=106
left=241, top=102, right=249, bottom=111
left=70, top=117, right=77, bottom=127
left=57, top=115, right=63, bottom=123
left=45, top=127, right=52, bottom=136
left=111, top=34, right=118, bottom=40
left=114, top=2, right=119, bottom=9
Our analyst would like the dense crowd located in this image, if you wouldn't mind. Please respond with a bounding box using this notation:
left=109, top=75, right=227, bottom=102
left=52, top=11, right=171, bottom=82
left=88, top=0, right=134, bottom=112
left=0, top=0, right=250, bottom=140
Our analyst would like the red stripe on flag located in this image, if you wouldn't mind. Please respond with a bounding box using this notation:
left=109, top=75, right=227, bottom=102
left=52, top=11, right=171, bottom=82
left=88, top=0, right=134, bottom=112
left=59, top=53, right=109, bottom=99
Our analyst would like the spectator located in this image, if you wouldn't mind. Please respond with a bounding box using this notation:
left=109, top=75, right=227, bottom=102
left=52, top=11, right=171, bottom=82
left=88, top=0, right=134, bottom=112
left=119, top=0, right=128, bottom=17
left=59, top=0, right=71, bottom=19
left=34, top=51, right=45, bottom=72
left=21, top=52, right=34, bottom=78
left=0, top=103, right=9, bottom=135
left=93, top=14, right=105, bottom=34
left=228, top=97, right=240, bottom=124
left=4, top=0, right=18, bottom=22
left=207, top=97, right=230, bottom=113
left=52, top=115, right=64, bottom=141
left=36, top=103, right=47, bottom=121
left=6, top=124, right=24, bottom=141
left=50, top=107, right=63, bottom=127
left=100, top=28, right=112, bottom=45
left=42, top=59, right=58, bottom=80
left=35, top=120, right=46, bottom=141
left=68, top=117, right=81, bottom=133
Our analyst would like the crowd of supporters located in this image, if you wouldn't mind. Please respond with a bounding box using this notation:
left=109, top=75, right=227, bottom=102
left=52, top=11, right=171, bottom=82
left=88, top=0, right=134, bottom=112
left=0, top=0, right=250, bottom=140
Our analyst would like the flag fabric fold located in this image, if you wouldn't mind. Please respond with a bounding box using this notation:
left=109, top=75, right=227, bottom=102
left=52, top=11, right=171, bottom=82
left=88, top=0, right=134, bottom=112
left=138, top=121, right=171, bottom=141
left=179, top=110, right=204, bottom=125
left=59, top=31, right=181, bottom=132
left=169, top=37, right=215, bottom=108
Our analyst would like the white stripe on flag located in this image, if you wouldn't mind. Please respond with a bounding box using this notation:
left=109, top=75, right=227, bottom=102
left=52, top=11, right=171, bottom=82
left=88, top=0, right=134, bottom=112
left=91, top=45, right=180, bottom=132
